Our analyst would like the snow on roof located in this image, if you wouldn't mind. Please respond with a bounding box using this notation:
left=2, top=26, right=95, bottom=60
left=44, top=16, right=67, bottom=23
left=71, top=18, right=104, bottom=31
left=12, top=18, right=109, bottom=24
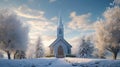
left=49, top=38, right=72, bottom=48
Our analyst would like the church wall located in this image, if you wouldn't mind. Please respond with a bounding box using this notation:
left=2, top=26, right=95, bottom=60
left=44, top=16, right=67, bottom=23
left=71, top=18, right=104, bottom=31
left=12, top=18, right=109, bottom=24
left=67, top=47, right=71, bottom=54
left=50, top=47, right=54, bottom=55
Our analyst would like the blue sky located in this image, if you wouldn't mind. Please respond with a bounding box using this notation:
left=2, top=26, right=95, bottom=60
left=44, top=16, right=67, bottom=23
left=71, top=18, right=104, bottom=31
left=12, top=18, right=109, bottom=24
left=0, top=0, right=114, bottom=47
left=0, top=0, right=113, bottom=20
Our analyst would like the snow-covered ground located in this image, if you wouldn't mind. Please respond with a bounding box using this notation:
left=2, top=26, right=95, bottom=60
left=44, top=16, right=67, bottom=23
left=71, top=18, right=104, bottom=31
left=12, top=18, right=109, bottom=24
left=65, top=58, right=120, bottom=67
left=0, top=58, right=120, bottom=67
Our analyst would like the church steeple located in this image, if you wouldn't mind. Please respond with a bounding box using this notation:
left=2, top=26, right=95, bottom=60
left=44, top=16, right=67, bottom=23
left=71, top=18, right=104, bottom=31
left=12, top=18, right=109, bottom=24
left=58, top=14, right=62, bottom=26
left=57, top=14, right=64, bottom=38
left=49, top=12, right=72, bottom=58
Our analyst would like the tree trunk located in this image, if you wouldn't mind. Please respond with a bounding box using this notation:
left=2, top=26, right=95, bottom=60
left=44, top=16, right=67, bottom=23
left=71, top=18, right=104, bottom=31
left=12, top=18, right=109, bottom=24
left=6, top=51, right=11, bottom=59
left=113, top=52, right=117, bottom=60
left=14, top=51, right=17, bottom=59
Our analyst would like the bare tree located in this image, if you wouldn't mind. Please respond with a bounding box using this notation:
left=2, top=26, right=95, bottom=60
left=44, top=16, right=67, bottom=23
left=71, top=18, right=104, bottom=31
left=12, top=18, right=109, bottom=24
left=0, top=9, right=28, bottom=59
left=95, top=5, right=120, bottom=59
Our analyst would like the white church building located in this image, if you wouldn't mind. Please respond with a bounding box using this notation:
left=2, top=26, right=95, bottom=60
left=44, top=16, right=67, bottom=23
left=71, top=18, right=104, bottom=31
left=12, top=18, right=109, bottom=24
left=49, top=16, right=72, bottom=58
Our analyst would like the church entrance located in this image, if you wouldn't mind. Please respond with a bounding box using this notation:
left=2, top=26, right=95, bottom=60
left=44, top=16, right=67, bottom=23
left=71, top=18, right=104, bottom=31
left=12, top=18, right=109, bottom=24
left=57, top=45, right=64, bottom=58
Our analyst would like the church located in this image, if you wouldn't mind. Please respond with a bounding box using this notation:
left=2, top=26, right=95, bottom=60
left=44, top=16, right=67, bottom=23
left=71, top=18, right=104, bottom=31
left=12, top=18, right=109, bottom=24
left=49, top=16, right=72, bottom=58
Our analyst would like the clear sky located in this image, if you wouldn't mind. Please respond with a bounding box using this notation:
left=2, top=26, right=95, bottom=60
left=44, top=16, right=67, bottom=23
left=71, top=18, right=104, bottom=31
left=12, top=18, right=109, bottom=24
left=0, top=0, right=114, bottom=47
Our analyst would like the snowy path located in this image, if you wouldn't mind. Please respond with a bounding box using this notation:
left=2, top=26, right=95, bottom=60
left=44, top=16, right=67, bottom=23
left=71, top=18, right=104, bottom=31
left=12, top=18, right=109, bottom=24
left=48, top=59, right=74, bottom=67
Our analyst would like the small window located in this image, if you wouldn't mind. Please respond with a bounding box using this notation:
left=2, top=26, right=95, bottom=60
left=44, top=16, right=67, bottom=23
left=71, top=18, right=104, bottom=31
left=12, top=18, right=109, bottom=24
left=59, top=29, right=62, bottom=34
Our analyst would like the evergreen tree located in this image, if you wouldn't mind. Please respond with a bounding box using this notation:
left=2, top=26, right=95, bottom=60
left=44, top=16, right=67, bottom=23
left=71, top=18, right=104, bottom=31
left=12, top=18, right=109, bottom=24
left=35, top=37, right=44, bottom=58
left=78, top=39, right=94, bottom=58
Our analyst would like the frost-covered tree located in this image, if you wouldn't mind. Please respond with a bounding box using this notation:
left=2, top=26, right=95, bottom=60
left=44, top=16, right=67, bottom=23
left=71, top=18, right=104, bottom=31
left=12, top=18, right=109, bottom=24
left=26, top=43, right=35, bottom=59
left=0, top=9, right=28, bottom=59
left=77, top=38, right=94, bottom=58
left=95, top=4, right=120, bottom=59
left=35, top=37, right=44, bottom=58
left=94, top=21, right=107, bottom=58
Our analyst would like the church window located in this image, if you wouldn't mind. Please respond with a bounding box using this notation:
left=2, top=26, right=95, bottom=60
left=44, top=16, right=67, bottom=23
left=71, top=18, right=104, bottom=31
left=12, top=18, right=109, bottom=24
left=59, top=29, right=62, bottom=34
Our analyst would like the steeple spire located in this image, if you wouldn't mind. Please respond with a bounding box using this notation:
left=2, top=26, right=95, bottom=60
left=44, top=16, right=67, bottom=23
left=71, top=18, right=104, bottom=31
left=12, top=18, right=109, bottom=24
left=58, top=10, right=63, bottom=26
left=57, top=11, right=64, bottom=38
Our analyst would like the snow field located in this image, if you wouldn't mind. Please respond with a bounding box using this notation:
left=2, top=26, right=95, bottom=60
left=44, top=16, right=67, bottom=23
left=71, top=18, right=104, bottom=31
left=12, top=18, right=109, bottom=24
left=0, top=58, right=120, bottom=67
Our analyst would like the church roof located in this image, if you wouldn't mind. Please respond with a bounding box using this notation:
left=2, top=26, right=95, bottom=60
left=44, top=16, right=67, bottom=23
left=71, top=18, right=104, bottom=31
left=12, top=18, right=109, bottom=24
left=49, top=38, right=72, bottom=48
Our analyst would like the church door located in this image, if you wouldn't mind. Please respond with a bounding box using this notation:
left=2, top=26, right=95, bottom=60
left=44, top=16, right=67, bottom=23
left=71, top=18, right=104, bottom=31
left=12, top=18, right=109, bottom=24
left=57, top=45, right=64, bottom=58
